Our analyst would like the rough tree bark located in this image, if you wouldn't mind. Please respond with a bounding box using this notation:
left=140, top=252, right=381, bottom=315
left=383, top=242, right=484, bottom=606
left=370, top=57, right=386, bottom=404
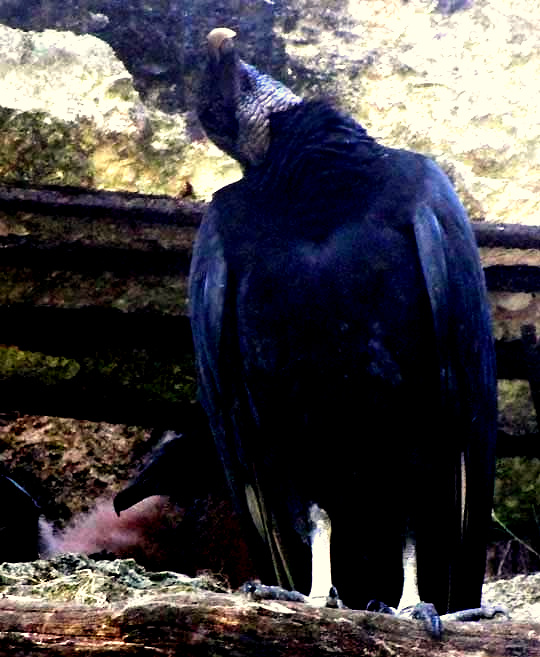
left=0, top=590, right=537, bottom=657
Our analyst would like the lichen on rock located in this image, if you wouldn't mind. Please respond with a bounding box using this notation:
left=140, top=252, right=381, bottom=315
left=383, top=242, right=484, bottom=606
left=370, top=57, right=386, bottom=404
left=0, top=553, right=228, bottom=605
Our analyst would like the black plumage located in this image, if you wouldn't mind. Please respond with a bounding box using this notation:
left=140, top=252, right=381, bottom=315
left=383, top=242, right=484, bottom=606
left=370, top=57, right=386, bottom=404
left=191, top=29, right=497, bottom=617
left=114, top=406, right=223, bottom=516
left=0, top=475, right=42, bottom=562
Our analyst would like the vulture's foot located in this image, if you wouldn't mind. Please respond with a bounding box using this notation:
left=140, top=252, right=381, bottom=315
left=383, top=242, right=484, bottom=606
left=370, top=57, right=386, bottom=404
left=366, top=599, right=393, bottom=614
left=367, top=599, right=442, bottom=639
left=242, top=581, right=345, bottom=608
left=402, top=602, right=442, bottom=639
left=242, top=581, right=307, bottom=603
left=367, top=600, right=508, bottom=639
left=310, top=585, right=346, bottom=609
left=441, top=605, right=509, bottom=622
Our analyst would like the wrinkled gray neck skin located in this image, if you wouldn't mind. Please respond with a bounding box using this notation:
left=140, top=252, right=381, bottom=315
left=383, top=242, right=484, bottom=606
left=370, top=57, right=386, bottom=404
left=235, top=61, right=302, bottom=167
left=197, top=39, right=301, bottom=168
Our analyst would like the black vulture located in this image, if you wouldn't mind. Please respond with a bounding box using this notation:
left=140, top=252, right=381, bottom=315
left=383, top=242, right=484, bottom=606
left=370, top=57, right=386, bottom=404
left=113, top=421, right=257, bottom=585
left=114, top=407, right=222, bottom=516
left=0, top=475, right=42, bottom=562
left=191, top=28, right=497, bottom=630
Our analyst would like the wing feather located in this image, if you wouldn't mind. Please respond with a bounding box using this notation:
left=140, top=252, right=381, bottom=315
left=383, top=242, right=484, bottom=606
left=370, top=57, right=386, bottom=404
left=413, top=163, right=497, bottom=612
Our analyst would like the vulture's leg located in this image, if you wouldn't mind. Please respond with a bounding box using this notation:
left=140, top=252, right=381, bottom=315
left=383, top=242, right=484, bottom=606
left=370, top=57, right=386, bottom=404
left=395, top=537, right=443, bottom=639
left=400, top=538, right=508, bottom=630
left=370, top=537, right=508, bottom=638
left=307, top=504, right=342, bottom=608
left=243, top=504, right=341, bottom=607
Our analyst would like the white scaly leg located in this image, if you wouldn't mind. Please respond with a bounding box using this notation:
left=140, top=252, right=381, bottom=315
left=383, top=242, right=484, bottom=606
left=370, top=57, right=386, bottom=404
left=242, top=502, right=341, bottom=608
left=307, top=503, right=334, bottom=606
left=396, top=535, right=442, bottom=638
left=397, top=536, right=421, bottom=612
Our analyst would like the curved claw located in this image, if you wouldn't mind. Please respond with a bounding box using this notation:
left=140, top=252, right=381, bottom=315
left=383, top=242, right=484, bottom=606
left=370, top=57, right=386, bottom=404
left=242, top=581, right=346, bottom=609
left=366, top=599, right=395, bottom=614
left=374, top=601, right=443, bottom=640
left=408, top=602, right=443, bottom=640
left=242, top=581, right=307, bottom=603
left=326, top=585, right=347, bottom=609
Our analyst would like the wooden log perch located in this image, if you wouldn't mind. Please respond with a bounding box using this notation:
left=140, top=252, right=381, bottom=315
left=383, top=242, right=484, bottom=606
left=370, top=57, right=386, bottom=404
left=0, top=183, right=204, bottom=227
left=0, top=591, right=537, bottom=657
left=474, top=222, right=540, bottom=250
left=1, top=181, right=540, bottom=250
left=1, top=183, right=540, bottom=295
left=1, top=182, right=540, bottom=448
